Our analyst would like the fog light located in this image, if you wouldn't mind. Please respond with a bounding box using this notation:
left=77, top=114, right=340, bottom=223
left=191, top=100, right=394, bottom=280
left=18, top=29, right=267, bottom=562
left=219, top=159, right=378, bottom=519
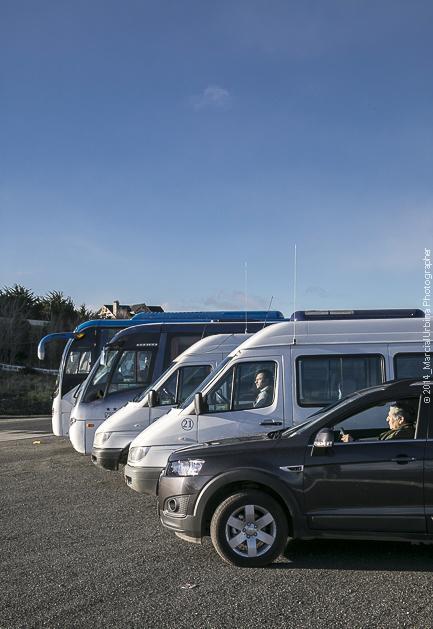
left=167, top=498, right=178, bottom=513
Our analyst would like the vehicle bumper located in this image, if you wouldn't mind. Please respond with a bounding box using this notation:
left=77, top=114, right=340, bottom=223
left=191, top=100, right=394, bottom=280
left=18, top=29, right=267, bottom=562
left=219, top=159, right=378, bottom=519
left=160, top=512, right=203, bottom=542
left=124, top=464, right=164, bottom=496
left=91, top=447, right=124, bottom=471
left=158, top=475, right=212, bottom=541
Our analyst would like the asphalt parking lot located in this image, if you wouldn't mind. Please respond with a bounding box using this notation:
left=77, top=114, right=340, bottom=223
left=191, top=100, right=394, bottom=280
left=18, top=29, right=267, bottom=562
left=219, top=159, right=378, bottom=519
left=2, top=432, right=433, bottom=629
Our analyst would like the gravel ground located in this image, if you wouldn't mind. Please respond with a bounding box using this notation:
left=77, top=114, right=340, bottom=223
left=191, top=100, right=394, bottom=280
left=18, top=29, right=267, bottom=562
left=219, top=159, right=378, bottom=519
left=1, top=436, right=433, bottom=629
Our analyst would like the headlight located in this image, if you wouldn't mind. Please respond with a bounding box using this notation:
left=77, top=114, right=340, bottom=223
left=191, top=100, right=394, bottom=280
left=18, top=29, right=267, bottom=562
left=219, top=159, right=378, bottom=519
left=93, top=432, right=112, bottom=447
left=128, top=446, right=150, bottom=463
left=166, top=459, right=205, bottom=477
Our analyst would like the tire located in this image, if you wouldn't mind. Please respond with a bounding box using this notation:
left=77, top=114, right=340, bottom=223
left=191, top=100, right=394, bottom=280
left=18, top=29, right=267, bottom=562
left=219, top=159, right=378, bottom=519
left=210, top=490, right=288, bottom=567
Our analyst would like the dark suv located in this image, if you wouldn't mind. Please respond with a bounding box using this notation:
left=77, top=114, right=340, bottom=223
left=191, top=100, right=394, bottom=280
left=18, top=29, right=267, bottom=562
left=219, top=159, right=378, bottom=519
left=158, top=379, right=433, bottom=567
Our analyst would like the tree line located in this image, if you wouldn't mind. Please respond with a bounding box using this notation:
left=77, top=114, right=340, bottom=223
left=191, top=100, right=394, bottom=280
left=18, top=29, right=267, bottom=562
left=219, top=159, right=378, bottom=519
left=0, top=285, right=96, bottom=369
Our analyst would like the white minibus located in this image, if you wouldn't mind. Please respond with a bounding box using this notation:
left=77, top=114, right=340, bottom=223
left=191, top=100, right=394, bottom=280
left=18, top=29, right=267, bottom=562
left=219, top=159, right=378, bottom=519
left=124, top=316, right=426, bottom=495
left=69, top=320, right=277, bottom=455
left=90, top=333, right=251, bottom=471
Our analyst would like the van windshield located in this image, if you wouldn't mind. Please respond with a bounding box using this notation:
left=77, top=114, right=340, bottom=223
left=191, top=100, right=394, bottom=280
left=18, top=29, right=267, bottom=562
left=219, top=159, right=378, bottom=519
left=180, top=356, right=232, bottom=409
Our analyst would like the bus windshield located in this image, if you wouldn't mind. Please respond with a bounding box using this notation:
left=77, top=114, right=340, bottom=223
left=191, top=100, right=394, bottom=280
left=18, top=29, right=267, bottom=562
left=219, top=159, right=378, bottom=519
left=82, top=348, right=157, bottom=403
left=82, top=351, right=119, bottom=402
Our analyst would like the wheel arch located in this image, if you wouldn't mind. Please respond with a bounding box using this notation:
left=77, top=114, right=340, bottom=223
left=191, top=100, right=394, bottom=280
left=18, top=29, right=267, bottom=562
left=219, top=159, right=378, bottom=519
left=195, top=470, right=298, bottom=538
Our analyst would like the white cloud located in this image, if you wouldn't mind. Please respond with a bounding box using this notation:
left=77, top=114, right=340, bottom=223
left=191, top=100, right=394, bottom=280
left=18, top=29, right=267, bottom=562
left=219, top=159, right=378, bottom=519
left=305, top=285, right=329, bottom=299
left=191, top=85, right=232, bottom=111
left=203, top=290, right=267, bottom=310
left=164, top=291, right=270, bottom=311
left=345, top=205, right=433, bottom=273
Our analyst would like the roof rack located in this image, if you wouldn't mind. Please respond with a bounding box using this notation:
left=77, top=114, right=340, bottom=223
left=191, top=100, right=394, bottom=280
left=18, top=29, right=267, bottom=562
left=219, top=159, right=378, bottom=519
left=290, top=309, right=424, bottom=321
left=130, top=310, right=285, bottom=322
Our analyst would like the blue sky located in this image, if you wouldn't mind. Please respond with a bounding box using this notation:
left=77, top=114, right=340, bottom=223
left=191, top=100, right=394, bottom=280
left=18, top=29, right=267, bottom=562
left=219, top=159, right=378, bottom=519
left=1, top=0, right=432, bottom=315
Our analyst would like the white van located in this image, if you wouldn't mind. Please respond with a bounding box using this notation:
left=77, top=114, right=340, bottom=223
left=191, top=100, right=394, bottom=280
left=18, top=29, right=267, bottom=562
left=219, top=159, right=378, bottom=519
left=124, top=317, right=425, bottom=495
left=90, top=333, right=251, bottom=469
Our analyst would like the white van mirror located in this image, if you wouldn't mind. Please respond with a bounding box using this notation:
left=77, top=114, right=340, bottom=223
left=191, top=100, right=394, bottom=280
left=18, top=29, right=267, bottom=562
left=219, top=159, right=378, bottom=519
left=194, top=392, right=204, bottom=415
left=313, top=428, right=334, bottom=450
left=148, top=389, right=158, bottom=408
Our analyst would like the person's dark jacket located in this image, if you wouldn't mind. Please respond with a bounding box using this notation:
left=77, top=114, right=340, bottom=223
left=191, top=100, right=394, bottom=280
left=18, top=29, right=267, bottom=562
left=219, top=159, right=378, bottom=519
left=379, top=423, right=415, bottom=440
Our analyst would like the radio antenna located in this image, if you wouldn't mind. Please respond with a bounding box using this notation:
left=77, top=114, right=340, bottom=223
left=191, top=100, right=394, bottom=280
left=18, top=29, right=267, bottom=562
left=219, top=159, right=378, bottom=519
left=244, top=261, right=248, bottom=333
left=262, top=296, right=274, bottom=329
left=200, top=322, right=208, bottom=340
left=293, top=244, right=297, bottom=345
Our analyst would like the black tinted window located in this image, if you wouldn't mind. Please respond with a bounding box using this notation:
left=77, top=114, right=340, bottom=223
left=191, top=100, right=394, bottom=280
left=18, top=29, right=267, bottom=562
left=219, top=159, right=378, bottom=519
left=178, top=365, right=212, bottom=404
left=297, top=354, right=383, bottom=406
left=331, top=396, right=420, bottom=440
left=206, top=361, right=277, bottom=413
left=394, top=353, right=425, bottom=379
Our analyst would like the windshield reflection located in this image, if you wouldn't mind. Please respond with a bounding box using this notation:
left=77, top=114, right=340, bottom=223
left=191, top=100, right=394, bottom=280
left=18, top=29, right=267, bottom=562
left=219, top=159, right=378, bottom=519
left=180, top=356, right=232, bottom=409
left=281, top=391, right=362, bottom=437
left=82, top=350, right=119, bottom=403
left=134, top=362, right=176, bottom=403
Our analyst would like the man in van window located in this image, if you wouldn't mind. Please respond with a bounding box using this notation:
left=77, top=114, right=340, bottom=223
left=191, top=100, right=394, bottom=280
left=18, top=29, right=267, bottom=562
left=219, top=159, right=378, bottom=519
left=253, top=370, right=274, bottom=408
left=341, top=403, right=415, bottom=442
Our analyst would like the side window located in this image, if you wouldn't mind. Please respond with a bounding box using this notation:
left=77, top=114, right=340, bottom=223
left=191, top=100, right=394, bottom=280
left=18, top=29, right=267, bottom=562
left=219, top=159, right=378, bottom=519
left=233, top=362, right=276, bottom=410
left=394, top=353, right=425, bottom=379
left=330, top=396, right=420, bottom=441
left=158, top=371, right=178, bottom=406
left=178, top=365, right=212, bottom=404
left=297, top=354, right=384, bottom=407
left=207, top=368, right=234, bottom=413
left=205, top=362, right=277, bottom=413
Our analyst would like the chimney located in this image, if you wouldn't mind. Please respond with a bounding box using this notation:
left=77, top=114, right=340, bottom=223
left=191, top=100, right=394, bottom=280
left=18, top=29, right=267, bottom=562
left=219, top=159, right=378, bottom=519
left=113, top=300, right=119, bottom=318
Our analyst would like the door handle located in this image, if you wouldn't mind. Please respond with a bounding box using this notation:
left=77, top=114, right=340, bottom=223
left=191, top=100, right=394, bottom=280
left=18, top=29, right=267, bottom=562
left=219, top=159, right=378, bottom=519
left=260, top=421, right=283, bottom=426
left=391, top=455, right=417, bottom=464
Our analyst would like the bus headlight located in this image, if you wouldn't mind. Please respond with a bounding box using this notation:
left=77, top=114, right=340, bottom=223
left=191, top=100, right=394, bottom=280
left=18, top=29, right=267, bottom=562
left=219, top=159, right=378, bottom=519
left=93, top=432, right=112, bottom=447
left=128, top=446, right=150, bottom=464
left=166, top=459, right=205, bottom=477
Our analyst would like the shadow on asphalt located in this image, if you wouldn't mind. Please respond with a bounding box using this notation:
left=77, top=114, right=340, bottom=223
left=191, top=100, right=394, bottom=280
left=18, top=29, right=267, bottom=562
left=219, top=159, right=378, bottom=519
left=269, top=538, right=433, bottom=572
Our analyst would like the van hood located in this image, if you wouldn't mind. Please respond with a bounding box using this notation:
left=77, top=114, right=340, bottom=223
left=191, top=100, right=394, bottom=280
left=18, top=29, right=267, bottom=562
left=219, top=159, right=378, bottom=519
left=172, top=433, right=270, bottom=454
left=96, top=400, right=149, bottom=433
left=130, top=408, right=195, bottom=448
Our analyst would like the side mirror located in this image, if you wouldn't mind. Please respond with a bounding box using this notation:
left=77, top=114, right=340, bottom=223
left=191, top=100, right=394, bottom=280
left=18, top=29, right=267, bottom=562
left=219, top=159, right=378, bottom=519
left=194, top=392, right=204, bottom=415
left=313, top=428, right=334, bottom=449
left=148, top=389, right=158, bottom=408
